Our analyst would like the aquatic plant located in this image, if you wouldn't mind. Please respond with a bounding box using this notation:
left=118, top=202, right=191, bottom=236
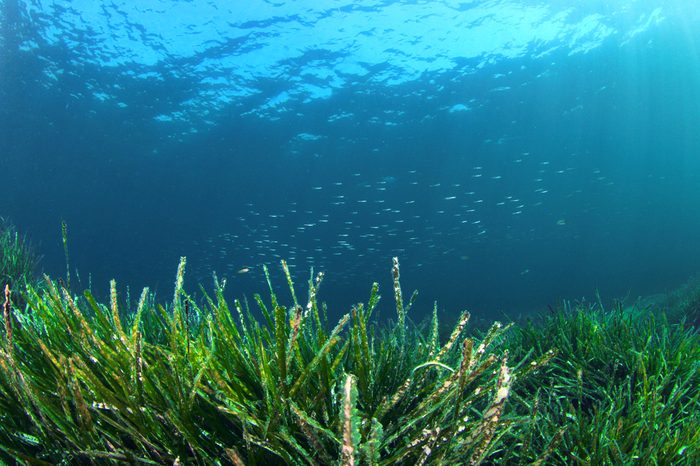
left=0, top=257, right=544, bottom=465
left=503, top=302, right=700, bottom=465
left=653, top=275, right=700, bottom=327
left=0, top=218, right=39, bottom=290
left=1, top=252, right=697, bottom=464
left=61, top=219, right=71, bottom=290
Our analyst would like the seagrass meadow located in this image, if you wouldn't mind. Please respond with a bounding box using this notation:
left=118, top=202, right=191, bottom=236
left=5, top=2, right=700, bottom=465
left=0, top=250, right=699, bottom=464
left=0, top=218, right=39, bottom=293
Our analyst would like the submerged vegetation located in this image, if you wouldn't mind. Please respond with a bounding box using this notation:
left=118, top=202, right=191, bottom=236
left=0, top=218, right=39, bottom=291
left=507, top=303, right=700, bottom=464
left=0, top=245, right=698, bottom=464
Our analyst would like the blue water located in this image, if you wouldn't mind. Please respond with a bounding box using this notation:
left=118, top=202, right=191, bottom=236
left=2, top=1, right=700, bottom=322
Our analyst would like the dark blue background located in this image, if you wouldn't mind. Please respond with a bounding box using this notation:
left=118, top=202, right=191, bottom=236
left=2, top=1, right=699, bottom=323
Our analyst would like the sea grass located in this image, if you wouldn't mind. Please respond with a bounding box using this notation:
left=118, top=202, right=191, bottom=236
left=1, top=252, right=696, bottom=464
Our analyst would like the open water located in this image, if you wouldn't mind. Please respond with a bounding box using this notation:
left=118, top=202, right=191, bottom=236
left=2, top=1, right=700, bottom=322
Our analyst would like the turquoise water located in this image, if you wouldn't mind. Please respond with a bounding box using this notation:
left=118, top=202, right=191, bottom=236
left=2, top=1, right=699, bottom=321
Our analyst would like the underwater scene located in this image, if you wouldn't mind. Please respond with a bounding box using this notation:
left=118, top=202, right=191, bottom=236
left=1, top=0, right=700, bottom=464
